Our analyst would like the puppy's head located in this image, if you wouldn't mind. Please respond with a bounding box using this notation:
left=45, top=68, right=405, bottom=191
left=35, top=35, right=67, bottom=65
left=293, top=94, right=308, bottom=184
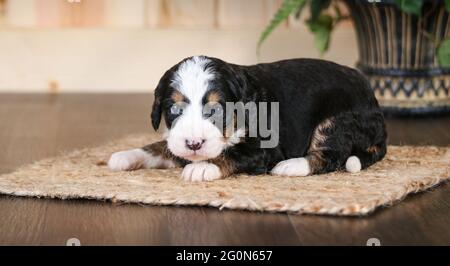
left=151, top=56, right=244, bottom=162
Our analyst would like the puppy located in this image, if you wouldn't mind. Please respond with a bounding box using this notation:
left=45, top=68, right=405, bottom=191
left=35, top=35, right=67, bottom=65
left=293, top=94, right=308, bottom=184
left=108, top=56, right=387, bottom=182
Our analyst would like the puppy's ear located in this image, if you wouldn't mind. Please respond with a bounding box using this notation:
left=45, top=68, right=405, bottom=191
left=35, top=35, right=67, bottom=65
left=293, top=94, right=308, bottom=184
left=151, top=84, right=163, bottom=131
left=151, top=65, right=177, bottom=131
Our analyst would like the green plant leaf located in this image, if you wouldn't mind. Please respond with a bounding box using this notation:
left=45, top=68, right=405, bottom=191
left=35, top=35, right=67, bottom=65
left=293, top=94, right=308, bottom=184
left=445, top=0, right=450, bottom=13
left=310, top=0, right=331, bottom=21
left=394, top=0, right=424, bottom=15
left=257, top=0, right=306, bottom=53
left=307, top=14, right=333, bottom=54
left=437, top=38, right=450, bottom=67
left=294, top=0, right=307, bottom=19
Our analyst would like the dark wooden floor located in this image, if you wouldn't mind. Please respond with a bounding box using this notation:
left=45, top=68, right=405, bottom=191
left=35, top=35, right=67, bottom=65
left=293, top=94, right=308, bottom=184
left=0, top=94, right=449, bottom=245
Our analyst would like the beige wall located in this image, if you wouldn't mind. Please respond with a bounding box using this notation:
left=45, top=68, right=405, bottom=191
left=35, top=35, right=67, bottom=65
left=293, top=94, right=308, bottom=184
left=0, top=0, right=357, bottom=92
left=1, top=0, right=285, bottom=29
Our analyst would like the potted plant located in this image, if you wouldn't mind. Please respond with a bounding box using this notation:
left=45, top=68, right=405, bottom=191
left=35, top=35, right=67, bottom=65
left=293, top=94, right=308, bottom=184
left=259, top=0, right=450, bottom=116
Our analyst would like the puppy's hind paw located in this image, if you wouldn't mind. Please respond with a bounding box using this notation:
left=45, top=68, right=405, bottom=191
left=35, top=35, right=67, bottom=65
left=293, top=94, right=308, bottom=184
left=181, top=162, right=222, bottom=182
left=271, top=157, right=311, bottom=177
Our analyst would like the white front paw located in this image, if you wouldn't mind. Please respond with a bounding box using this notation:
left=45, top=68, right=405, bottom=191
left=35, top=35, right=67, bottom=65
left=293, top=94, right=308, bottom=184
left=108, top=149, right=145, bottom=171
left=271, top=157, right=311, bottom=177
left=181, top=162, right=222, bottom=182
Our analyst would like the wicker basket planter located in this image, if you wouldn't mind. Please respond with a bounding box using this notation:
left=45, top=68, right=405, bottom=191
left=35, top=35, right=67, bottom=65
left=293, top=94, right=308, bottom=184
left=343, top=0, right=450, bottom=115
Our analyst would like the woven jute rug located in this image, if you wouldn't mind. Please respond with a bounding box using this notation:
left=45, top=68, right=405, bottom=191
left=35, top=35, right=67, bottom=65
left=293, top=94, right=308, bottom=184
left=0, top=134, right=449, bottom=216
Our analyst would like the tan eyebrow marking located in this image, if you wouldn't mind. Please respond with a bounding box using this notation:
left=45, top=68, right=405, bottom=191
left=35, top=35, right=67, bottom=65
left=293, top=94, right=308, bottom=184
left=171, top=90, right=185, bottom=103
left=207, top=91, right=221, bottom=103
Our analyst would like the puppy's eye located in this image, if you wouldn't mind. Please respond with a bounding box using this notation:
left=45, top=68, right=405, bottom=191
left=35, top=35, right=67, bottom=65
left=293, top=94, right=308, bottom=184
left=203, top=104, right=223, bottom=118
left=170, top=104, right=183, bottom=116
left=213, top=105, right=223, bottom=116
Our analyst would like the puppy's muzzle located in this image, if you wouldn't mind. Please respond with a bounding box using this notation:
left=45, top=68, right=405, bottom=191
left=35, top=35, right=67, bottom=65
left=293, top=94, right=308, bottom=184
left=185, top=139, right=206, bottom=151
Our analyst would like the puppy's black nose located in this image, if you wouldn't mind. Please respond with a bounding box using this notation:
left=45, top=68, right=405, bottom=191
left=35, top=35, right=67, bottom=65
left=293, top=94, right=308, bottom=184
left=185, top=139, right=205, bottom=151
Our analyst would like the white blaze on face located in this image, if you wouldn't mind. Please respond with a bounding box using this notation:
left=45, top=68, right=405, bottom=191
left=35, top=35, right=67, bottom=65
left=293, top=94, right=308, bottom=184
left=167, top=56, right=225, bottom=161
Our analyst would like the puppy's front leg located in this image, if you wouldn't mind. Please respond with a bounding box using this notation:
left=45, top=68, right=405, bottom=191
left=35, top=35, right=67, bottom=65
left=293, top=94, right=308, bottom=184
left=108, top=141, right=178, bottom=171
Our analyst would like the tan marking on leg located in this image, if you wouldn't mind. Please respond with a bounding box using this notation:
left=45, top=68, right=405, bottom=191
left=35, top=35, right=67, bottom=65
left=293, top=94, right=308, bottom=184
left=305, top=153, right=322, bottom=174
left=142, top=140, right=180, bottom=167
left=307, top=118, right=334, bottom=173
left=367, top=145, right=380, bottom=154
left=208, top=154, right=235, bottom=178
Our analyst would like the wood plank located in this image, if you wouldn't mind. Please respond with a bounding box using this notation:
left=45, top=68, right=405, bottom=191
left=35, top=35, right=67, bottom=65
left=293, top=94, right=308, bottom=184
left=0, top=27, right=358, bottom=92
left=165, top=207, right=299, bottom=245
left=0, top=0, right=6, bottom=26
left=104, top=0, right=146, bottom=28
left=36, top=0, right=62, bottom=27
left=218, top=0, right=283, bottom=29
left=40, top=200, right=172, bottom=245
left=0, top=197, right=48, bottom=245
left=59, top=0, right=104, bottom=27
left=288, top=182, right=450, bottom=245
left=163, top=0, right=216, bottom=28
left=5, top=0, right=38, bottom=27
left=385, top=118, right=450, bottom=146
left=30, top=0, right=163, bottom=28
left=145, top=0, right=162, bottom=28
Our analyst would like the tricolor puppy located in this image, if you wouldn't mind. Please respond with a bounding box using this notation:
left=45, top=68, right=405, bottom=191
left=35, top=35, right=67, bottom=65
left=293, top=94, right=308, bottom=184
left=108, top=56, right=387, bottom=182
